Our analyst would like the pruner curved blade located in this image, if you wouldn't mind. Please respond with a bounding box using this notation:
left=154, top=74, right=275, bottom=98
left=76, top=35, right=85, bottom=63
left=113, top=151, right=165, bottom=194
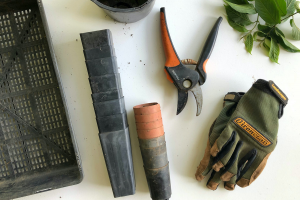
left=177, top=83, right=203, bottom=116
left=177, top=90, right=188, bottom=115
left=190, top=83, right=203, bottom=116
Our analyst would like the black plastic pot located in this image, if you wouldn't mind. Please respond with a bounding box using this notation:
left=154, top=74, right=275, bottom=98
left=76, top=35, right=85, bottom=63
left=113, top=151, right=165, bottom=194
left=91, top=0, right=156, bottom=23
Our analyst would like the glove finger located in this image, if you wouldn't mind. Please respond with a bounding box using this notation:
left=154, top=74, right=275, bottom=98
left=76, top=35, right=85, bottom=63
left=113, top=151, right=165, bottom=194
left=195, top=139, right=213, bottom=181
left=236, top=151, right=272, bottom=188
left=212, top=136, right=240, bottom=172
left=220, top=145, right=242, bottom=190
left=223, top=148, right=257, bottom=190
left=220, top=141, right=243, bottom=181
left=207, top=170, right=222, bottom=191
left=210, top=130, right=237, bottom=157
left=224, top=175, right=237, bottom=191
left=236, top=149, right=257, bottom=183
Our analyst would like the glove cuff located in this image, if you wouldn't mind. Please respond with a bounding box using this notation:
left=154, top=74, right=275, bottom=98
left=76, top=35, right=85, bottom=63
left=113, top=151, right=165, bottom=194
left=253, top=79, right=288, bottom=119
left=253, top=79, right=288, bottom=106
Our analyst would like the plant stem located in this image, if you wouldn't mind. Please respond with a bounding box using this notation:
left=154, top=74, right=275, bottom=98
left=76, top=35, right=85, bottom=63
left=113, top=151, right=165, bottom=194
left=281, top=11, right=300, bottom=22
left=266, top=25, right=276, bottom=35
left=261, top=12, right=299, bottom=39
left=240, top=15, right=259, bottom=40
left=262, top=12, right=300, bottom=36
left=250, top=15, right=260, bottom=32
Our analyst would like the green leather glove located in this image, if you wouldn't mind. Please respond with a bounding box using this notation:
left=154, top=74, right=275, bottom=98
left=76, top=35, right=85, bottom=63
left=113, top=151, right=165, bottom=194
left=209, top=79, right=288, bottom=190
left=195, top=92, right=244, bottom=190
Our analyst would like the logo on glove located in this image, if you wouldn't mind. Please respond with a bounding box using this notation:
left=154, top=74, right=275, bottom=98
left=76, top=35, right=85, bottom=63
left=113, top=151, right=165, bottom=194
left=233, top=118, right=272, bottom=147
left=271, top=84, right=286, bottom=101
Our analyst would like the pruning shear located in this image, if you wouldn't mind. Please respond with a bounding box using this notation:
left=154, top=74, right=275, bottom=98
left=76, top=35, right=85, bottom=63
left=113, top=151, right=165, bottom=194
left=160, top=7, right=222, bottom=116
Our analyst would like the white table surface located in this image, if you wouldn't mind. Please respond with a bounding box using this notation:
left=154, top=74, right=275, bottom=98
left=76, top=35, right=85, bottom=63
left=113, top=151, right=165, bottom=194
left=19, top=0, right=300, bottom=199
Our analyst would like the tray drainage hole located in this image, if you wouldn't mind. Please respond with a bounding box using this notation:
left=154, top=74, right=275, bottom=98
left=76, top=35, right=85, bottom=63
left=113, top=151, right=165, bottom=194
left=35, top=188, right=52, bottom=193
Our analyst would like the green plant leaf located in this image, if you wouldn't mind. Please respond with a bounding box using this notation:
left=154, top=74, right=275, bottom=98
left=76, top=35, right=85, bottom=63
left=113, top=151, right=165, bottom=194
left=295, top=1, right=300, bottom=10
left=225, top=5, right=254, bottom=26
left=258, top=25, right=284, bottom=40
left=226, top=0, right=249, bottom=4
left=281, top=0, right=296, bottom=22
left=269, top=38, right=280, bottom=63
left=274, top=0, right=287, bottom=16
left=275, top=27, right=285, bottom=37
left=267, top=27, right=285, bottom=42
left=263, top=38, right=271, bottom=51
left=258, top=24, right=272, bottom=33
left=255, top=0, right=281, bottom=24
left=269, top=29, right=282, bottom=43
left=254, top=31, right=266, bottom=41
left=275, top=30, right=300, bottom=52
left=290, top=19, right=300, bottom=40
left=227, top=17, right=249, bottom=32
left=244, top=34, right=254, bottom=53
left=286, top=0, right=296, bottom=15
left=265, top=38, right=271, bottom=46
left=253, top=31, right=259, bottom=41
left=258, top=32, right=267, bottom=37
left=224, top=0, right=257, bottom=14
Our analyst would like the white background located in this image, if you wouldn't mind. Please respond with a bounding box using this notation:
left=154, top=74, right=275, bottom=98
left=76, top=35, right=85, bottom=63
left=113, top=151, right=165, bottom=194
left=19, top=0, right=300, bottom=199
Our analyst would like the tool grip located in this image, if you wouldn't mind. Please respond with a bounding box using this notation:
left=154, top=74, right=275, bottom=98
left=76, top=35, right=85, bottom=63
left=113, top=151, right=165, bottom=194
left=160, top=7, right=180, bottom=68
left=196, top=17, right=222, bottom=85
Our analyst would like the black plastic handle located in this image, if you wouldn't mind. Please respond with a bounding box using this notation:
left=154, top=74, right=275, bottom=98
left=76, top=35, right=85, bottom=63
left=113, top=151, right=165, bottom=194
left=197, top=17, right=223, bottom=85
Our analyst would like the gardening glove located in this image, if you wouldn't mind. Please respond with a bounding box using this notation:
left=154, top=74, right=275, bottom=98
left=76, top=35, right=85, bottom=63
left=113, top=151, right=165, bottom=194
left=195, top=92, right=244, bottom=190
left=210, top=79, right=288, bottom=190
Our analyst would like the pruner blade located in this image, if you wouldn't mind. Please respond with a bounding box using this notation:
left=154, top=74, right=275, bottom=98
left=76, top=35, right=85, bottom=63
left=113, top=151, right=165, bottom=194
left=176, top=84, right=203, bottom=116
left=190, top=83, right=203, bottom=116
left=177, top=89, right=188, bottom=115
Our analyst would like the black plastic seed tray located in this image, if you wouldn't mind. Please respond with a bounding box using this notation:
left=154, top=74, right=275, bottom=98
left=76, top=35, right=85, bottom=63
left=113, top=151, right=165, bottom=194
left=0, top=0, right=82, bottom=199
left=86, top=57, right=119, bottom=76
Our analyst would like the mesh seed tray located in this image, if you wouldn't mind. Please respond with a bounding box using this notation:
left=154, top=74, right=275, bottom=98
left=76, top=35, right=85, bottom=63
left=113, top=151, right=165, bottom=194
left=0, top=0, right=82, bottom=199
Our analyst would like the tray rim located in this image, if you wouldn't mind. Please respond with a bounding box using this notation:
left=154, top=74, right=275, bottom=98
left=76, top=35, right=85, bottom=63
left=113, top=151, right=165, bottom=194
left=37, top=0, right=83, bottom=180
